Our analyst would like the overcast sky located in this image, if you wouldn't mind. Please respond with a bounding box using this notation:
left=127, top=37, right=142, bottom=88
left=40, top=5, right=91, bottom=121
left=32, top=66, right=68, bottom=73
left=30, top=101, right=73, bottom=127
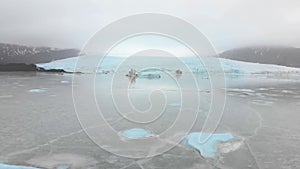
left=0, top=0, right=299, bottom=52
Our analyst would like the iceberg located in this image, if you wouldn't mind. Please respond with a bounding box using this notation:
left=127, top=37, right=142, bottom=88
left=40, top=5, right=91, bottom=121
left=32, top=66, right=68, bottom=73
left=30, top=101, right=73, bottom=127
left=138, top=72, right=161, bottom=79
left=28, top=89, right=46, bottom=93
left=120, top=128, right=153, bottom=139
left=184, top=132, right=234, bottom=158
left=0, top=163, right=40, bottom=169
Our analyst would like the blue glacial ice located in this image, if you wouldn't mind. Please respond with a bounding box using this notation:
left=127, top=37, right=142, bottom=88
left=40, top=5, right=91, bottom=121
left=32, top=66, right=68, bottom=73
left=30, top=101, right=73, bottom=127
left=0, top=163, right=40, bottom=169
left=138, top=72, right=161, bottom=79
left=120, top=128, right=153, bottom=139
left=28, top=89, right=46, bottom=93
left=184, top=132, right=234, bottom=158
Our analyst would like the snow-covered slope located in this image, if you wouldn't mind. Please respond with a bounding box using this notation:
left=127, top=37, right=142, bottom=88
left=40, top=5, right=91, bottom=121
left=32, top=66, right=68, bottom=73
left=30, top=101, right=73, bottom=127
left=36, top=56, right=300, bottom=74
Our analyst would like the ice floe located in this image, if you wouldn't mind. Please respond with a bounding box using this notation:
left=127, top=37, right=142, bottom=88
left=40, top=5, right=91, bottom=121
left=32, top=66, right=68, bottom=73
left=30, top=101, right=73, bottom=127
left=120, top=128, right=153, bottom=139
left=281, top=90, right=297, bottom=94
left=218, top=141, right=244, bottom=154
left=184, top=132, right=234, bottom=158
left=28, top=89, right=46, bottom=93
left=227, top=88, right=255, bottom=93
left=168, top=102, right=181, bottom=107
left=60, top=80, right=69, bottom=84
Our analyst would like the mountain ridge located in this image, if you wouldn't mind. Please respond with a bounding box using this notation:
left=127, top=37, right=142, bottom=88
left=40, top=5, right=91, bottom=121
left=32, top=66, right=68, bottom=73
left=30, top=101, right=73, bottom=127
left=218, top=46, right=300, bottom=68
left=1, top=43, right=300, bottom=69
left=0, top=43, right=79, bottom=65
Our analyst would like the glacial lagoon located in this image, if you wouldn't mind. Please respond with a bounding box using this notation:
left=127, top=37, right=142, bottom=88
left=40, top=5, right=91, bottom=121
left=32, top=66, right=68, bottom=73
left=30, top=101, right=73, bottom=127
left=1, top=57, right=300, bottom=168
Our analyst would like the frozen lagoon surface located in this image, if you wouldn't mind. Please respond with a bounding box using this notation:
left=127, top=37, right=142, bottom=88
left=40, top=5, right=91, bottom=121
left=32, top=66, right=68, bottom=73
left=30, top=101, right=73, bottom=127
left=1, top=57, right=300, bottom=169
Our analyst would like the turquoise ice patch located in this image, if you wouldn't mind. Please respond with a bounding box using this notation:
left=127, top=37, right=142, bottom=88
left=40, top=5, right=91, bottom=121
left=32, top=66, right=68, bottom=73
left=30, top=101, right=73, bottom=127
left=120, top=128, right=153, bottom=139
left=184, top=132, right=234, bottom=158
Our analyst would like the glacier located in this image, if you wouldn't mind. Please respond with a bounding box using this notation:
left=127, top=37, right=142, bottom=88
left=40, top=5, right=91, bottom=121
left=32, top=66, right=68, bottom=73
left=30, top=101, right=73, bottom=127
left=0, top=163, right=40, bottom=169
left=36, top=56, right=300, bottom=74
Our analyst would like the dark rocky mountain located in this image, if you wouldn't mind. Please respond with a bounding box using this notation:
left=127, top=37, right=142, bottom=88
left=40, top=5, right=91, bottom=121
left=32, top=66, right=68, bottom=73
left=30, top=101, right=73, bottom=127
left=0, top=63, right=38, bottom=71
left=0, top=43, right=79, bottom=65
left=0, top=63, right=68, bottom=72
left=218, top=46, right=300, bottom=68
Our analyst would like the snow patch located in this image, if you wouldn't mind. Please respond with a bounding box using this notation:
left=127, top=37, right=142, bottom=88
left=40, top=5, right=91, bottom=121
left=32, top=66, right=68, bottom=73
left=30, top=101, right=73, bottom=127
left=218, top=141, right=243, bottom=154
